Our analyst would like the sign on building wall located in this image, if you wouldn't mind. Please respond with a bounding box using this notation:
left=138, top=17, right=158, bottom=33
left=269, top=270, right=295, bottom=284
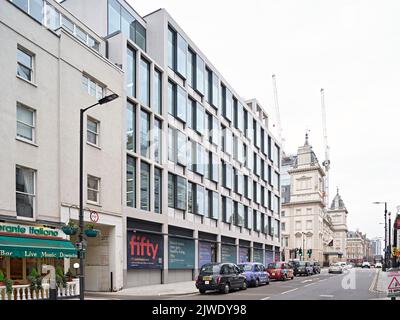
left=253, top=249, right=264, bottom=263
left=0, top=222, right=64, bottom=239
left=198, top=241, right=212, bottom=268
left=239, top=247, right=250, bottom=263
left=168, top=237, right=195, bottom=269
left=127, top=231, right=163, bottom=269
left=221, top=245, right=237, bottom=263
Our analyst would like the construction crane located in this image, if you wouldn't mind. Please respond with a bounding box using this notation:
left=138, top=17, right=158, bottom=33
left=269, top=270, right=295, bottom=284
left=320, top=88, right=330, bottom=210
left=272, top=74, right=285, bottom=150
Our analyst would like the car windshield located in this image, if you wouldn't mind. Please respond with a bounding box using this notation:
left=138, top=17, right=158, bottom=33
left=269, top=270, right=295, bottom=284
left=200, top=264, right=220, bottom=275
left=238, top=264, right=253, bottom=271
left=268, top=263, right=281, bottom=269
left=298, top=262, right=306, bottom=266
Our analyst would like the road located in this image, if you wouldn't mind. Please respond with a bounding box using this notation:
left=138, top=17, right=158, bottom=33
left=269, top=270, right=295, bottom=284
left=86, top=268, right=388, bottom=300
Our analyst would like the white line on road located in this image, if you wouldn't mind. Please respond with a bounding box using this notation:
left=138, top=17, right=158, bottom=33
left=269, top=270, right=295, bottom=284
left=281, top=288, right=298, bottom=295
left=318, top=279, right=327, bottom=282
left=261, top=297, right=270, bottom=300
left=320, top=295, right=334, bottom=298
left=301, top=279, right=313, bottom=283
left=304, top=283, right=316, bottom=287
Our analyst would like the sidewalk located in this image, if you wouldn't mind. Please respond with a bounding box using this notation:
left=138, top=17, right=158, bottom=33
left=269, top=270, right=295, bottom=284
left=86, top=281, right=198, bottom=298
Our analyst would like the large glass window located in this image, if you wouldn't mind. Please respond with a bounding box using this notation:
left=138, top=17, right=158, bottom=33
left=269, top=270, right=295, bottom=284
left=176, top=176, right=187, bottom=210
left=168, top=173, right=174, bottom=208
left=222, top=162, right=233, bottom=190
left=210, top=191, right=219, bottom=220
left=127, top=47, right=136, bottom=97
left=154, top=167, right=162, bottom=214
left=244, top=206, right=252, bottom=229
left=205, top=67, right=212, bottom=103
left=87, top=117, right=99, bottom=146
left=177, top=33, right=187, bottom=78
left=16, top=103, right=35, bottom=142
left=176, top=85, right=187, bottom=122
left=16, top=166, right=35, bottom=218
left=194, top=185, right=205, bottom=216
left=195, top=102, right=205, bottom=135
left=222, top=86, right=233, bottom=122
left=140, top=110, right=150, bottom=158
left=153, top=118, right=162, bottom=163
left=153, top=69, right=162, bottom=114
left=13, top=0, right=43, bottom=22
left=82, top=74, right=105, bottom=100
left=17, top=47, right=33, bottom=82
left=140, top=162, right=150, bottom=211
left=235, top=203, right=244, bottom=227
left=222, top=196, right=233, bottom=224
left=168, top=80, right=175, bottom=115
left=126, top=101, right=136, bottom=152
left=168, top=27, right=176, bottom=70
left=108, top=0, right=120, bottom=34
left=177, top=129, right=187, bottom=166
left=139, top=57, right=150, bottom=106
left=126, top=156, right=136, bottom=208
left=212, top=73, right=220, bottom=109
left=196, top=55, right=205, bottom=95
left=168, top=127, right=174, bottom=162
left=187, top=49, right=196, bottom=88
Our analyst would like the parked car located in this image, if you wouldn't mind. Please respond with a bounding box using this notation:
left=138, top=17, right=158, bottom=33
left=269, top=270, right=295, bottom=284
left=310, top=261, right=321, bottom=274
left=195, top=263, right=247, bottom=294
left=375, top=262, right=382, bottom=268
left=329, top=262, right=344, bottom=274
left=266, top=262, right=294, bottom=281
left=361, top=261, right=371, bottom=268
left=238, top=262, right=269, bottom=287
left=292, top=261, right=314, bottom=276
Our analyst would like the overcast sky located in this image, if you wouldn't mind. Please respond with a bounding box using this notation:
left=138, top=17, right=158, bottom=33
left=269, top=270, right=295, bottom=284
left=130, top=0, right=400, bottom=240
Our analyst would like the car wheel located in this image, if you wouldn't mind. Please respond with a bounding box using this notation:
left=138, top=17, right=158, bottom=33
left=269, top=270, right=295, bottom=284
left=223, top=283, right=230, bottom=294
left=255, top=278, right=259, bottom=287
left=199, top=289, right=206, bottom=294
left=241, top=280, right=247, bottom=290
left=291, top=276, right=294, bottom=280
left=266, top=280, right=270, bottom=285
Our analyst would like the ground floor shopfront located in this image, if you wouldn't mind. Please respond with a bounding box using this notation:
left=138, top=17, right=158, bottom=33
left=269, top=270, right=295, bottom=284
left=124, top=218, right=281, bottom=288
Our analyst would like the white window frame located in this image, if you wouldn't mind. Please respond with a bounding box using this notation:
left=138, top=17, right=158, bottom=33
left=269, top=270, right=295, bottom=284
left=16, top=103, right=36, bottom=143
left=15, top=165, right=36, bottom=220
left=87, top=116, right=100, bottom=147
left=87, top=175, right=100, bottom=205
left=82, top=74, right=105, bottom=100
left=16, top=46, right=34, bottom=83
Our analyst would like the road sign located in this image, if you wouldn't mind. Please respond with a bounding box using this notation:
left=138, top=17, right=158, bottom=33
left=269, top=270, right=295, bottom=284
left=90, top=210, right=99, bottom=223
left=387, top=270, right=400, bottom=298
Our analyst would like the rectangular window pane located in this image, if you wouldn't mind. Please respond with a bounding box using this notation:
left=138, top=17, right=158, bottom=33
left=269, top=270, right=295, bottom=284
left=195, top=102, right=205, bottom=135
left=212, top=73, right=220, bottom=108
left=134, top=21, right=146, bottom=51
left=139, top=58, right=150, bottom=106
left=16, top=104, right=34, bottom=141
left=140, top=110, right=150, bottom=158
left=127, top=47, right=136, bottom=97
left=195, top=56, right=205, bottom=95
left=168, top=127, right=175, bottom=162
left=13, top=0, right=29, bottom=13
left=16, top=166, right=35, bottom=218
left=154, top=168, right=162, bottom=214
left=17, top=48, right=32, bottom=81
left=168, top=27, right=176, bottom=70
left=211, top=191, right=219, bottom=220
left=30, top=0, right=43, bottom=23
left=126, top=156, right=136, bottom=207
left=176, top=176, right=187, bottom=210
left=121, top=6, right=134, bottom=39
left=195, top=185, right=205, bottom=216
left=126, top=101, right=136, bottom=152
left=177, top=33, right=187, bottom=78
left=176, top=85, right=187, bottom=122
left=153, top=119, right=162, bottom=163
left=168, top=81, right=175, bottom=115
left=168, top=173, right=174, bottom=208
left=87, top=175, right=99, bottom=203
left=153, top=70, right=162, bottom=114
left=108, top=0, right=120, bottom=34
left=188, top=50, right=195, bottom=88
left=177, top=130, right=187, bottom=166
left=140, top=162, right=150, bottom=211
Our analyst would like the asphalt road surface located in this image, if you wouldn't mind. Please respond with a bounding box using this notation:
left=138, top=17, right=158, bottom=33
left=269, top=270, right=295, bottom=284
left=86, top=268, right=388, bottom=300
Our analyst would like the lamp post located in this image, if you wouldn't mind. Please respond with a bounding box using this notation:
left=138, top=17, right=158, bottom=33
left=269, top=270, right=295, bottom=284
left=302, top=232, right=306, bottom=261
left=373, top=202, right=388, bottom=271
left=78, top=93, right=118, bottom=301
left=388, top=212, right=392, bottom=269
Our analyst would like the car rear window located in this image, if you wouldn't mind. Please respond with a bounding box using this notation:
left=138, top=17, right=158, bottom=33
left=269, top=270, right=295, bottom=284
left=268, top=263, right=280, bottom=269
left=200, top=264, right=220, bottom=275
left=238, top=264, right=253, bottom=271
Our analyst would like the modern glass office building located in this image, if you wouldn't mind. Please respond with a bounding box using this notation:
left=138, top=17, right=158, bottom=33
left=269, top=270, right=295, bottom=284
left=1, top=0, right=281, bottom=290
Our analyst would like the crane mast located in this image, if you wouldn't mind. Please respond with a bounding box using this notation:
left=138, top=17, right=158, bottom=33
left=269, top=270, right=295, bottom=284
left=272, top=74, right=284, bottom=149
left=320, top=88, right=330, bottom=210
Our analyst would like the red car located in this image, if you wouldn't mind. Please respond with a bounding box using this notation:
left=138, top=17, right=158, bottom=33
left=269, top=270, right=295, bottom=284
left=266, top=262, right=294, bottom=281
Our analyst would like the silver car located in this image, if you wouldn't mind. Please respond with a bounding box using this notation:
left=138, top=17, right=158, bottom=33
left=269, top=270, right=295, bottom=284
left=328, top=263, right=343, bottom=274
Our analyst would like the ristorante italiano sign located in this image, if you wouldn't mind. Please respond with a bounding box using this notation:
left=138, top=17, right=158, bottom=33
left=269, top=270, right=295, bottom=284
left=0, top=222, right=62, bottom=238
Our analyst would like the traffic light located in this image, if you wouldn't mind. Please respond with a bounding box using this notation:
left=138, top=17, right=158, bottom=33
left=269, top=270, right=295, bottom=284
left=307, top=249, right=312, bottom=258
left=299, top=248, right=303, bottom=256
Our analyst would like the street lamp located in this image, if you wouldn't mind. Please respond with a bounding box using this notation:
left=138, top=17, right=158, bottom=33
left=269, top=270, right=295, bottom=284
left=388, top=212, right=392, bottom=268
left=302, top=232, right=307, bottom=261
left=79, top=93, right=118, bottom=300
left=373, top=202, right=388, bottom=271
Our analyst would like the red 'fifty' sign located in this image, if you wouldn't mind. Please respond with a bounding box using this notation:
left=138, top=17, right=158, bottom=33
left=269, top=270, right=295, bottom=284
left=127, top=231, right=163, bottom=269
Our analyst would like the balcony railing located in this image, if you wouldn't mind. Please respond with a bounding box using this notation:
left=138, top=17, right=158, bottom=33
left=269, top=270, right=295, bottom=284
left=0, top=279, right=79, bottom=300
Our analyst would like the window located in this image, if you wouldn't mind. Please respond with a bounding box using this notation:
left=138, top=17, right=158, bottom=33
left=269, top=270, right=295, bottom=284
left=208, top=115, right=220, bottom=145
left=126, top=101, right=136, bottom=152
left=282, top=222, right=286, bottom=231
left=222, top=127, right=233, bottom=156
left=194, top=102, right=205, bottom=135
left=222, top=196, right=233, bottom=224
left=153, top=69, right=162, bottom=114
left=126, top=156, right=136, bottom=207
left=222, top=86, right=233, bottom=122
left=235, top=202, right=244, bottom=227
left=176, top=129, right=187, bottom=166
left=17, top=47, right=33, bottom=82
left=16, top=166, right=35, bottom=218
left=205, top=67, right=212, bottom=103
left=127, top=48, right=136, bottom=97
left=177, top=33, right=187, bottom=78
left=12, top=0, right=43, bottom=22
left=82, top=75, right=105, bottom=100
left=244, top=206, right=252, bottom=229
left=192, top=142, right=205, bottom=175
left=187, top=49, right=196, bottom=88
left=168, top=81, right=187, bottom=123
left=212, top=72, right=220, bottom=109
left=208, top=152, right=219, bottom=183
left=168, top=27, right=176, bottom=70
left=139, top=57, right=150, bottom=106
left=196, top=55, right=205, bottom=95
left=194, top=184, right=205, bottom=216
left=209, top=191, right=219, bottom=220
left=87, top=175, right=100, bottom=204
left=16, top=103, right=35, bottom=142
left=168, top=174, right=187, bottom=210
left=140, top=162, right=150, bottom=211
left=153, top=119, right=162, bottom=163
left=87, top=117, right=99, bottom=146
left=140, top=110, right=150, bottom=158
left=244, top=176, right=252, bottom=200
left=107, top=0, right=146, bottom=50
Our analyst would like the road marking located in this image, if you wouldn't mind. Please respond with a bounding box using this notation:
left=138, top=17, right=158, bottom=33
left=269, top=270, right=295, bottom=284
left=281, top=288, right=298, bottom=295
left=260, top=297, right=270, bottom=300
left=301, top=279, right=313, bottom=283
left=320, top=294, right=334, bottom=298
left=319, top=279, right=327, bottom=282
left=304, top=283, right=316, bottom=287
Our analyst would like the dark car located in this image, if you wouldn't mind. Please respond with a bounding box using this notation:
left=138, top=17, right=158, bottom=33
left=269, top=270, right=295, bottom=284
left=266, top=262, right=294, bottom=281
left=292, top=261, right=314, bottom=276
left=238, top=262, right=269, bottom=287
left=310, top=261, right=321, bottom=274
left=195, top=263, right=247, bottom=294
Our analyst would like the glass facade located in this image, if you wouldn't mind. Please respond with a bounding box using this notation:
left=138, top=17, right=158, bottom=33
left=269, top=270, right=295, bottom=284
left=126, top=101, right=135, bottom=152
left=140, top=162, right=150, bottom=211
left=154, top=168, right=162, bottom=214
left=126, top=156, right=136, bottom=207
left=139, top=57, right=150, bottom=107
left=153, top=69, right=162, bottom=114
left=140, top=109, right=150, bottom=158
left=153, top=118, right=162, bottom=163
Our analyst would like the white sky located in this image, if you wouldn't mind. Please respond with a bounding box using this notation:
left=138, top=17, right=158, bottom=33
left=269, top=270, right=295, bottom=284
left=129, top=0, right=400, bottom=240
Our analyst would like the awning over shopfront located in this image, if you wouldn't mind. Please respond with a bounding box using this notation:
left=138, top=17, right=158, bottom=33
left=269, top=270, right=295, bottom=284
left=0, top=235, right=77, bottom=258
